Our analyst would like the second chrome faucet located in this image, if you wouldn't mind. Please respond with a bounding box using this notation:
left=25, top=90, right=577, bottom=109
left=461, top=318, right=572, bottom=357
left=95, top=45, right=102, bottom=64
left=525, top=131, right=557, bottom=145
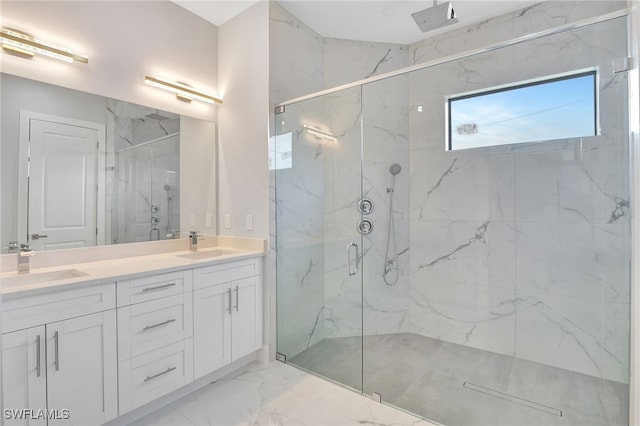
left=18, top=243, right=35, bottom=274
left=189, top=231, right=199, bottom=251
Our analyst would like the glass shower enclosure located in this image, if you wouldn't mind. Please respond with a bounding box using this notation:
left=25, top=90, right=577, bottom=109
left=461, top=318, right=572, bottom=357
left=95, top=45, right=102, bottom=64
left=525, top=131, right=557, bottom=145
left=112, top=133, right=180, bottom=244
left=275, top=14, right=631, bottom=426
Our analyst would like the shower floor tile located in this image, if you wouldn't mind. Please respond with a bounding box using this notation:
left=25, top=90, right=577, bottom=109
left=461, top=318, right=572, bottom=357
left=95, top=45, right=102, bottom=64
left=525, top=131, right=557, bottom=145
left=289, top=333, right=629, bottom=426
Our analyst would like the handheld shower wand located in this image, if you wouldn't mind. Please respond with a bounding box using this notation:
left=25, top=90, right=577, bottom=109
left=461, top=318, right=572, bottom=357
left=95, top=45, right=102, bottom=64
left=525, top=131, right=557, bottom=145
left=384, top=163, right=402, bottom=286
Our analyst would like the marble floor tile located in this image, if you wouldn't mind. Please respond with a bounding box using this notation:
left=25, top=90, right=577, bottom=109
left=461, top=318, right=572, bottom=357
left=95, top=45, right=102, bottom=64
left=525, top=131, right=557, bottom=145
left=290, top=333, right=629, bottom=426
left=129, top=361, right=433, bottom=426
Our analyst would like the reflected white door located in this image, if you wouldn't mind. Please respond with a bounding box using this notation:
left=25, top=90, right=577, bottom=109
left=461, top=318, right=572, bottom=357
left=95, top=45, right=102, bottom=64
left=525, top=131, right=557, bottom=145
left=28, top=119, right=99, bottom=250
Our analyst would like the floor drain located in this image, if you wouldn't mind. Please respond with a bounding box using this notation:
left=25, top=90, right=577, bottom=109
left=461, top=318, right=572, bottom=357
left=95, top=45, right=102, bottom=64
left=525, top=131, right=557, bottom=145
left=463, top=382, right=563, bottom=417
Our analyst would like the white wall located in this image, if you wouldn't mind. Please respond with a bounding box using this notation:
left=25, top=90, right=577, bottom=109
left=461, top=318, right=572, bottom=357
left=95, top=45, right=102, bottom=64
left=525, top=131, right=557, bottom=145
left=180, top=117, right=217, bottom=235
left=0, top=1, right=218, bottom=122
left=217, top=1, right=269, bottom=238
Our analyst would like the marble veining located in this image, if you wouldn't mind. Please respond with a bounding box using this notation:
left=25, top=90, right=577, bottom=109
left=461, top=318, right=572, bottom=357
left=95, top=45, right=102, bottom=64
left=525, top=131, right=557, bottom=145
left=273, top=0, right=631, bottom=408
left=129, top=361, right=436, bottom=426
left=418, top=221, right=490, bottom=270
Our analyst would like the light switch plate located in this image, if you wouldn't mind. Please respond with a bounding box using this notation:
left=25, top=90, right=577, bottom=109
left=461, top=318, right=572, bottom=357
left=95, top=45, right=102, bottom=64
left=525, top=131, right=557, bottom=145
left=224, top=214, right=231, bottom=229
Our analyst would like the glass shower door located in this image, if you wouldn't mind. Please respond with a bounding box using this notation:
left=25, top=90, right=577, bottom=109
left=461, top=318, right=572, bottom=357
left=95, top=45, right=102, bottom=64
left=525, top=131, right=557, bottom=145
left=359, top=15, right=630, bottom=426
left=275, top=86, right=364, bottom=392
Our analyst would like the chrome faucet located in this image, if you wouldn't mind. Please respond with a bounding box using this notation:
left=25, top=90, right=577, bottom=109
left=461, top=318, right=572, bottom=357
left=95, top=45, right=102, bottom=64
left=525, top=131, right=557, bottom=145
left=18, top=243, right=35, bottom=274
left=189, top=231, right=199, bottom=251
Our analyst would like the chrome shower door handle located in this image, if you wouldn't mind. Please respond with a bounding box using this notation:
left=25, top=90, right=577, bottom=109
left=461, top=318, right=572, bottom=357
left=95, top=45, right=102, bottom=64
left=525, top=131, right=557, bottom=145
left=347, top=243, right=359, bottom=276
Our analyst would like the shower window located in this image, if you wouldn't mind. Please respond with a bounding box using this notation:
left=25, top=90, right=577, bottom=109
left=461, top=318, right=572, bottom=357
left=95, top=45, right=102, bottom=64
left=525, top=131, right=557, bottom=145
left=446, top=69, right=597, bottom=150
left=269, top=132, right=293, bottom=170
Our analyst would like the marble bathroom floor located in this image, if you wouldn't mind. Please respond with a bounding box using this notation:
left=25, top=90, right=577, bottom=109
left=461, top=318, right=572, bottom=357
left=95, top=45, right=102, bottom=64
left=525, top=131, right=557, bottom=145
left=129, top=360, right=436, bottom=426
left=290, top=333, right=629, bottom=426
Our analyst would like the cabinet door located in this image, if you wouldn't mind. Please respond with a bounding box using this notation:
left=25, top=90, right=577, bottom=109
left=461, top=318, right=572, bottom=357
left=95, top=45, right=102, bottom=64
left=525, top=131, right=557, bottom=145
left=46, top=310, right=117, bottom=425
left=231, top=275, right=262, bottom=360
left=193, top=284, right=231, bottom=379
left=2, top=326, right=47, bottom=426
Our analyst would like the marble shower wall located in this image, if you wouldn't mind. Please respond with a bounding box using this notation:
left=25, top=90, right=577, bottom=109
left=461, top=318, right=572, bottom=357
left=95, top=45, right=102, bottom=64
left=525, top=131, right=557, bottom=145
left=322, top=40, right=411, bottom=338
left=270, top=1, right=326, bottom=358
left=272, top=1, right=631, bottom=384
left=271, top=1, right=414, bottom=353
left=409, top=0, right=627, bottom=67
left=408, top=16, right=630, bottom=383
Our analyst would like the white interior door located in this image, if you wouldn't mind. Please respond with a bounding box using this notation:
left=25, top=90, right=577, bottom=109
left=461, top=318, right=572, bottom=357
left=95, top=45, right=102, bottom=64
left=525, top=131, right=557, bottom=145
left=28, top=118, right=99, bottom=250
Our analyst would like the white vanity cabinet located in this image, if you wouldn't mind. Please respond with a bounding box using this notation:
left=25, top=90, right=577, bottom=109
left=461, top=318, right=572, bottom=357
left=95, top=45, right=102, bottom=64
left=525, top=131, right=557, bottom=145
left=2, top=326, right=47, bottom=426
left=193, top=258, right=262, bottom=379
left=1, top=284, right=118, bottom=426
left=1, top=250, right=265, bottom=425
left=116, top=270, right=194, bottom=414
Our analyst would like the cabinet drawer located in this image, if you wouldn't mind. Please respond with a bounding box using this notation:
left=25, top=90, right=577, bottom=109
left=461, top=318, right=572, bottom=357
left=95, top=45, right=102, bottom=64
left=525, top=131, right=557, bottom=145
left=117, top=294, right=193, bottom=360
left=193, top=258, right=262, bottom=290
left=2, top=283, right=116, bottom=333
left=117, top=270, right=192, bottom=306
left=118, top=339, right=193, bottom=414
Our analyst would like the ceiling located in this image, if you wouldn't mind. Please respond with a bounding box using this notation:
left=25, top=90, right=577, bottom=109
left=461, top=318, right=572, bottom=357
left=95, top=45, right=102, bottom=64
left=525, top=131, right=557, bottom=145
left=173, top=1, right=261, bottom=26
left=175, top=0, right=541, bottom=45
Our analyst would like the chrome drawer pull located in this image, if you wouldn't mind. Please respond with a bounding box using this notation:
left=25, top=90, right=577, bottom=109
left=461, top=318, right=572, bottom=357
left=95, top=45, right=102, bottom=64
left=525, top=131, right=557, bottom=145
left=235, top=286, right=239, bottom=312
left=143, top=318, right=177, bottom=331
left=54, top=331, right=59, bottom=371
left=36, top=335, right=41, bottom=377
left=141, top=282, right=176, bottom=293
left=144, top=366, right=176, bottom=382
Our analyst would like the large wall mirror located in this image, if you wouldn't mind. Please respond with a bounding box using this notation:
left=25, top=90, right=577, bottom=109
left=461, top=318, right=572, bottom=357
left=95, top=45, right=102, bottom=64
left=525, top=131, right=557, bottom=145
left=1, top=73, right=217, bottom=252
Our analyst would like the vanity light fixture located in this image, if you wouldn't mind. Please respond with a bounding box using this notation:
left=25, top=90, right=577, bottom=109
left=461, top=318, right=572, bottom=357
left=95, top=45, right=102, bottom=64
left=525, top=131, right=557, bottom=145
left=304, top=125, right=337, bottom=142
left=0, top=28, right=88, bottom=63
left=144, top=76, right=222, bottom=104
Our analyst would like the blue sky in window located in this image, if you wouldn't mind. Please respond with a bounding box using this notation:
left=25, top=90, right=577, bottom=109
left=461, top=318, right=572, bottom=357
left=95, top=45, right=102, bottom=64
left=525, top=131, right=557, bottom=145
left=450, top=73, right=596, bottom=150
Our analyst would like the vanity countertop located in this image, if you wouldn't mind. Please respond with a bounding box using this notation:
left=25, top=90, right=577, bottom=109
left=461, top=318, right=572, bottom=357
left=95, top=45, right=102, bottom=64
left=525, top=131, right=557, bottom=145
left=1, top=246, right=264, bottom=300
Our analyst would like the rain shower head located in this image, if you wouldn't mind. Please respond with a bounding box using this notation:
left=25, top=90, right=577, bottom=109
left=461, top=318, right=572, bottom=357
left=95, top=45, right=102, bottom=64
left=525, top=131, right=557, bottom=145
left=389, top=163, right=402, bottom=176
left=411, top=1, right=458, bottom=33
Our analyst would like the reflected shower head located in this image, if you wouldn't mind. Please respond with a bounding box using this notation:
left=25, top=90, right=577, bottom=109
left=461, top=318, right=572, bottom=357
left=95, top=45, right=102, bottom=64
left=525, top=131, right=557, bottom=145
left=389, top=163, right=402, bottom=176
left=145, top=109, right=170, bottom=121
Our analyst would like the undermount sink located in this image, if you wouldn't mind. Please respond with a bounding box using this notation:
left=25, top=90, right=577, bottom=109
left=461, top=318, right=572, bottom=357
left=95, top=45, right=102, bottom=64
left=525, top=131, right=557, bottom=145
left=2, top=268, right=89, bottom=287
left=175, top=249, right=236, bottom=260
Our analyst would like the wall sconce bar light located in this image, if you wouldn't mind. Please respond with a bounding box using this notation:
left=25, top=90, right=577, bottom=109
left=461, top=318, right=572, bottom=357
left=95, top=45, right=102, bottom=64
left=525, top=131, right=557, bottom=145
left=144, top=76, right=222, bottom=104
left=0, top=28, right=88, bottom=63
left=304, top=125, right=337, bottom=142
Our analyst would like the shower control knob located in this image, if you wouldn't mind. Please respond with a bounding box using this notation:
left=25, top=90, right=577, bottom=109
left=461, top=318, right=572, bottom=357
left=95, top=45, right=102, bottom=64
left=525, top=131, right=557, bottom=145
left=357, top=219, right=373, bottom=235
left=358, top=198, right=374, bottom=215
left=151, top=204, right=160, bottom=214
left=151, top=216, right=159, bottom=225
